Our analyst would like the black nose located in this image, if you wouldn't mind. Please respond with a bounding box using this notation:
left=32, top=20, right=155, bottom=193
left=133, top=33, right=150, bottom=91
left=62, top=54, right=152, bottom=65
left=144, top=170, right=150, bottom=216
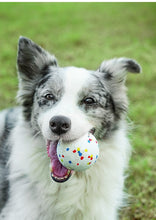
left=49, top=116, right=71, bottom=135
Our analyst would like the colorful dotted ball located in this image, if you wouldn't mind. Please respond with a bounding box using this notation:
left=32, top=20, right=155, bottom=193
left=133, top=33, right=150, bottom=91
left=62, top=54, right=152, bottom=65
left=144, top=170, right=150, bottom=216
left=57, top=133, right=99, bottom=171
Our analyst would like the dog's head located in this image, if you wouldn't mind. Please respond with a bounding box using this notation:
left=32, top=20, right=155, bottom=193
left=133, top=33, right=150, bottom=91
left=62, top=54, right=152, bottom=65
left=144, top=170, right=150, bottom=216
left=17, top=37, right=141, bottom=182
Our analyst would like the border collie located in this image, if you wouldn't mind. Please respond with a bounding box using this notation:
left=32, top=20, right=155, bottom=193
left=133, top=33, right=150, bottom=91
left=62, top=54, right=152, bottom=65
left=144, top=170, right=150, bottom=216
left=0, top=37, right=141, bottom=220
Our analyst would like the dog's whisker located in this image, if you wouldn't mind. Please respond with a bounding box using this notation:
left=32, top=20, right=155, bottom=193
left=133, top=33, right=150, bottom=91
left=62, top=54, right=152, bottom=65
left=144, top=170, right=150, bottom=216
left=32, top=131, right=41, bottom=140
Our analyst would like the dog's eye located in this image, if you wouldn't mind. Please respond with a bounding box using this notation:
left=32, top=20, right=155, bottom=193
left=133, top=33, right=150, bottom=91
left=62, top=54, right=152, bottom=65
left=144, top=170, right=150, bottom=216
left=83, top=97, right=96, bottom=105
left=44, top=94, right=54, bottom=100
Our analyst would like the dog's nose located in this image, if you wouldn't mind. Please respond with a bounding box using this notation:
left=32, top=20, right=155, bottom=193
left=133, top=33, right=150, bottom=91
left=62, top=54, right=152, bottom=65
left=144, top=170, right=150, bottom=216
left=49, top=116, right=71, bottom=135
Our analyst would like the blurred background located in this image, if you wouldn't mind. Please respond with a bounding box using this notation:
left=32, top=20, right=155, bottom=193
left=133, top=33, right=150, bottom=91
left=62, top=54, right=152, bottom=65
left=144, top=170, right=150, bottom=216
left=0, top=3, right=156, bottom=219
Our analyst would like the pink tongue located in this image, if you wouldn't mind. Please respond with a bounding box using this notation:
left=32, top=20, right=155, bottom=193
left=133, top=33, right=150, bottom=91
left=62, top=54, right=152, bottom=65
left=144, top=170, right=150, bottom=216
left=48, top=141, right=68, bottom=177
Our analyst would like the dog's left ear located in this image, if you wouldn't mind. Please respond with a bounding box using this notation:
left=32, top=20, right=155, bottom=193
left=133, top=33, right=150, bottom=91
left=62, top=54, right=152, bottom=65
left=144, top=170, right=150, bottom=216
left=98, top=58, right=141, bottom=83
left=17, top=36, right=58, bottom=80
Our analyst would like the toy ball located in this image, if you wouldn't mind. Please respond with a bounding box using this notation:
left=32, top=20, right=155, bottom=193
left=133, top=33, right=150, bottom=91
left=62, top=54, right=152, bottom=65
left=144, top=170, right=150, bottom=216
left=57, top=133, right=99, bottom=171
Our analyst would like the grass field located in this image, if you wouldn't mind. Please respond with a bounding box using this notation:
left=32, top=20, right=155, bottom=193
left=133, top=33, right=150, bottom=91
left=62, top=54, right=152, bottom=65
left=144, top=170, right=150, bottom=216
left=0, top=3, right=156, bottom=219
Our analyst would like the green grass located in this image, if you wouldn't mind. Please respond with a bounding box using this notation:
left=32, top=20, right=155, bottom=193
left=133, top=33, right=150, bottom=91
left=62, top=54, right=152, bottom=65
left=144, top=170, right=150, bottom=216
left=0, top=3, right=156, bottom=219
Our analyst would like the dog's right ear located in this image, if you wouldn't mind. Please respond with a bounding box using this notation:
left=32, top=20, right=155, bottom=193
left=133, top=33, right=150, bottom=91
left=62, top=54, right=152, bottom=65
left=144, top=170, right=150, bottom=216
left=17, top=36, right=58, bottom=80
left=17, top=37, right=58, bottom=120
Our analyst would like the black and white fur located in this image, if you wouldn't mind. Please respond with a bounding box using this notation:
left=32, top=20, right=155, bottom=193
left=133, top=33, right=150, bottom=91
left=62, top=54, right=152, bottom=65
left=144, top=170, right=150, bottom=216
left=0, top=37, right=141, bottom=220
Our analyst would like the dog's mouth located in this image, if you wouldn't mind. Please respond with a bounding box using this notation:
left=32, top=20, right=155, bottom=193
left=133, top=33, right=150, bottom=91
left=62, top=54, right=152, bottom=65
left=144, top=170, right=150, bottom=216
left=47, top=140, right=73, bottom=183
left=46, top=128, right=96, bottom=183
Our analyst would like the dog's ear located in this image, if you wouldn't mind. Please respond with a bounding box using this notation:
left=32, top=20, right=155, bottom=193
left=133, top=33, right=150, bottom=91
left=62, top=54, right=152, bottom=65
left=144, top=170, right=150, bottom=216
left=17, top=36, right=58, bottom=80
left=17, top=37, right=58, bottom=119
left=98, top=58, right=141, bottom=117
left=98, top=58, right=141, bottom=83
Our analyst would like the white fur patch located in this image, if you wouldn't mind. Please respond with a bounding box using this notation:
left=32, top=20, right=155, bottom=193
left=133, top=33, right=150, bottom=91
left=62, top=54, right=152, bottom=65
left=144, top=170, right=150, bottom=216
left=38, top=67, right=93, bottom=142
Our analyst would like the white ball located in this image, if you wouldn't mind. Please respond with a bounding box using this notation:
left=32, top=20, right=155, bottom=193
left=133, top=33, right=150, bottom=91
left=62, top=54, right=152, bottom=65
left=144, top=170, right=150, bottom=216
left=57, top=133, right=99, bottom=171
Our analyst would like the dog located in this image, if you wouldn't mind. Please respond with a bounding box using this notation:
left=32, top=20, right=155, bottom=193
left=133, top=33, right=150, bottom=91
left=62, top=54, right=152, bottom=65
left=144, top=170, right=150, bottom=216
left=0, top=37, right=141, bottom=220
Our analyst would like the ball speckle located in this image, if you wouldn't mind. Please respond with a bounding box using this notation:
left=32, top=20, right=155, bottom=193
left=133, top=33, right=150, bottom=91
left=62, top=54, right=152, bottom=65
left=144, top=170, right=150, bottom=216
left=57, top=133, right=99, bottom=171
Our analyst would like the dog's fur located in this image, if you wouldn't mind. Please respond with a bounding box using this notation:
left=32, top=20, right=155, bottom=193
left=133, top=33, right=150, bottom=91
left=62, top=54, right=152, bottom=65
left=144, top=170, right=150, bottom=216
left=0, top=37, right=141, bottom=220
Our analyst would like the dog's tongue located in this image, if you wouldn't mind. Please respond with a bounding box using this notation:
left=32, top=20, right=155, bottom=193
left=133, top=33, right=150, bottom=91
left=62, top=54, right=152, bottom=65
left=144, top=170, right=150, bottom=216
left=47, top=141, right=68, bottom=178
